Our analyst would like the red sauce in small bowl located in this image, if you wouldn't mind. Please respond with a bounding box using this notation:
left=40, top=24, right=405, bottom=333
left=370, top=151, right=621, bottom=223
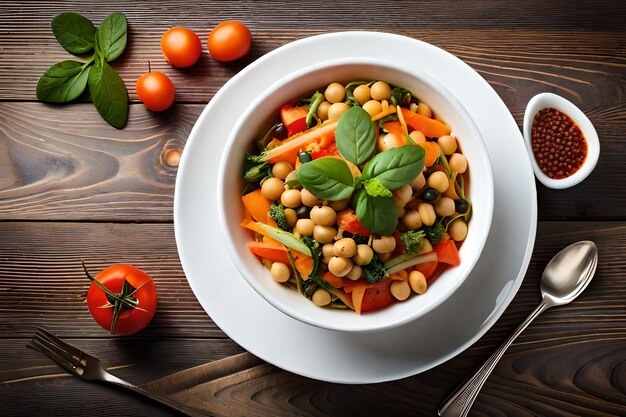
left=530, top=108, right=588, bottom=179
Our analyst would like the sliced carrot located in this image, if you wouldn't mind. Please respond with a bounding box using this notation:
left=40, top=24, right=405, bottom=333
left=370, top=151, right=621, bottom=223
left=332, top=288, right=355, bottom=311
left=293, top=251, right=314, bottom=279
left=382, top=121, right=405, bottom=141
left=417, top=141, right=440, bottom=167
left=241, top=218, right=269, bottom=236
left=280, top=105, right=309, bottom=127
left=263, top=120, right=338, bottom=163
left=413, top=261, right=439, bottom=279
left=241, top=189, right=272, bottom=224
left=321, top=271, right=354, bottom=289
left=434, top=239, right=461, bottom=266
left=351, top=279, right=393, bottom=314
left=246, top=241, right=290, bottom=264
left=400, top=107, right=451, bottom=138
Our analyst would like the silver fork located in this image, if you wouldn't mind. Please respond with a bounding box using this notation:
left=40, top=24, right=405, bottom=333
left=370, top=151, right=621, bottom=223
left=28, top=328, right=210, bottom=417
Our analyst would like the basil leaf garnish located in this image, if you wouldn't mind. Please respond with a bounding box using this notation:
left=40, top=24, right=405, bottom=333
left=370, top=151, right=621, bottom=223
left=335, top=106, right=376, bottom=164
left=88, top=59, right=128, bottom=129
left=354, top=189, right=397, bottom=236
left=51, top=12, right=96, bottom=55
left=96, top=12, right=127, bottom=62
left=36, top=60, right=90, bottom=103
left=297, top=157, right=354, bottom=201
left=363, top=177, right=392, bottom=198
left=362, top=145, right=425, bottom=190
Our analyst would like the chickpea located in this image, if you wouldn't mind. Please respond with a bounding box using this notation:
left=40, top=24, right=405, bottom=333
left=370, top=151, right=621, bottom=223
left=324, top=82, right=346, bottom=104
left=379, top=252, right=391, bottom=262
left=390, top=280, right=411, bottom=301
left=370, top=81, right=391, bottom=101
left=353, top=85, right=371, bottom=105
left=449, top=219, right=468, bottom=241
left=393, top=184, right=413, bottom=206
left=328, top=102, right=350, bottom=120
left=409, top=130, right=426, bottom=143
left=411, top=172, right=426, bottom=191
left=294, top=218, right=314, bottom=236
left=314, top=225, right=337, bottom=244
left=353, top=244, right=374, bottom=265
left=270, top=262, right=290, bottom=283
left=329, top=198, right=350, bottom=211
left=427, top=171, right=449, bottom=193
left=435, top=197, right=456, bottom=217
left=281, top=188, right=302, bottom=208
left=271, top=161, right=293, bottom=180
left=396, top=206, right=406, bottom=218
left=377, top=132, right=404, bottom=152
left=317, top=101, right=331, bottom=121
left=438, top=135, right=457, bottom=155
left=334, top=238, right=357, bottom=258
left=403, top=209, right=422, bottom=229
left=418, top=203, right=436, bottom=226
left=310, top=205, right=336, bottom=226
left=362, top=100, right=383, bottom=117
left=322, top=243, right=335, bottom=259
left=372, top=235, right=396, bottom=254
left=312, top=288, right=332, bottom=306
left=261, top=177, right=284, bottom=200
left=449, top=153, right=468, bottom=173
left=301, top=188, right=321, bottom=207
left=409, top=270, right=427, bottom=294
left=416, top=102, right=432, bottom=118
left=284, top=208, right=297, bottom=228
left=328, top=256, right=353, bottom=277
left=346, top=264, right=362, bottom=281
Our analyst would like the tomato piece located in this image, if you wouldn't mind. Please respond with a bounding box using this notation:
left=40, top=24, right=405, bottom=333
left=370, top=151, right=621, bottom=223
left=136, top=71, right=175, bottom=112
left=351, top=279, right=393, bottom=314
left=280, top=105, right=309, bottom=127
left=285, top=118, right=308, bottom=137
left=86, top=264, right=157, bottom=335
left=310, top=132, right=341, bottom=160
left=413, top=261, right=439, bottom=279
left=246, top=241, right=289, bottom=264
left=161, top=27, right=202, bottom=68
left=336, top=209, right=372, bottom=236
left=427, top=263, right=448, bottom=285
left=207, top=20, right=252, bottom=62
left=434, top=239, right=461, bottom=266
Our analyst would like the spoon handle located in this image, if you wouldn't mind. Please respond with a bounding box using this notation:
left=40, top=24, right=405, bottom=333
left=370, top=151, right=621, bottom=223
left=438, top=300, right=550, bottom=417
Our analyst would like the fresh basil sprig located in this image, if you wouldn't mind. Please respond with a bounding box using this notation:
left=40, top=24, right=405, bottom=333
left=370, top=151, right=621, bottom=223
left=335, top=107, right=376, bottom=164
left=36, top=12, right=129, bottom=129
left=296, top=157, right=354, bottom=201
left=361, top=145, right=425, bottom=190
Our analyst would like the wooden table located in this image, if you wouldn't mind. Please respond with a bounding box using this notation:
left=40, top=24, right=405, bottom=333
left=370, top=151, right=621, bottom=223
left=1, top=1, right=625, bottom=416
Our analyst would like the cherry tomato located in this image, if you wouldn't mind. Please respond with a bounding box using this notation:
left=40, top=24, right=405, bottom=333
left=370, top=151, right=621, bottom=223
left=86, top=264, right=157, bottom=335
left=136, top=71, right=175, bottom=112
left=161, top=27, right=202, bottom=68
left=207, top=20, right=251, bottom=62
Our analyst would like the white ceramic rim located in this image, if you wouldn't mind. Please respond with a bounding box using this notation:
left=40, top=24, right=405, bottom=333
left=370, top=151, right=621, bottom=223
left=216, top=56, right=494, bottom=333
left=523, top=92, right=600, bottom=189
left=174, top=31, right=537, bottom=383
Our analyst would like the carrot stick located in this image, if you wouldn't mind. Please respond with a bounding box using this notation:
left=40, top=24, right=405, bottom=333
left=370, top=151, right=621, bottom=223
left=400, top=107, right=451, bottom=138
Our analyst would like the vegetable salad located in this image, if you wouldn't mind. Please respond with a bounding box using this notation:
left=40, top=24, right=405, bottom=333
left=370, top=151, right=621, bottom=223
left=241, top=80, right=471, bottom=314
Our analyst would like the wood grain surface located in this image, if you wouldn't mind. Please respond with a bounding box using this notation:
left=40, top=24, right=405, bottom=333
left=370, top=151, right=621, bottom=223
left=1, top=1, right=625, bottom=416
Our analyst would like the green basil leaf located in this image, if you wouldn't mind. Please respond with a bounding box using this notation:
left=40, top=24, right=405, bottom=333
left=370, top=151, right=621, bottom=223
left=36, top=60, right=90, bottom=103
left=363, top=178, right=392, bottom=198
left=354, top=190, right=397, bottom=236
left=51, top=12, right=96, bottom=55
left=296, top=157, right=354, bottom=201
left=335, top=106, right=376, bottom=164
left=96, top=12, right=127, bottom=62
left=362, top=145, right=425, bottom=190
left=88, top=59, right=128, bottom=128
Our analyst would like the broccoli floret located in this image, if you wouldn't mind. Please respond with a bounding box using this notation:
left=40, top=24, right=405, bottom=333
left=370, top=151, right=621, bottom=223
left=363, top=254, right=388, bottom=283
left=269, top=203, right=291, bottom=232
left=424, top=223, right=445, bottom=244
left=401, top=230, right=425, bottom=254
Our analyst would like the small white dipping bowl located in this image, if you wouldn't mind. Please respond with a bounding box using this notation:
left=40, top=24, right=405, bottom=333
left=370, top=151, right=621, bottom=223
left=217, top=58, right=494, bottom=333
left=523, top=92, right=600, bottom=189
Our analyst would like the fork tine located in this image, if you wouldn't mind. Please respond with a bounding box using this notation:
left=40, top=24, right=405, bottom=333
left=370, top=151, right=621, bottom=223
left=35, top=327, right=87, bottom=360
left=33, top=332, right=84, bottom=367
left=29, top=337, right=81, bottom=376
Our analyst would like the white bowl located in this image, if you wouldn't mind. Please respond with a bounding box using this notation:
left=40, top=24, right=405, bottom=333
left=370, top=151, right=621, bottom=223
left=523, top=92, right=600, bottom=189
left=217, top=57, right=494, bottom=333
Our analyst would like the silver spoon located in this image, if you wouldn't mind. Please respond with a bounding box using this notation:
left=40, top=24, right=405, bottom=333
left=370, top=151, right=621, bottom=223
left=438, top=240, right=598, bottom=417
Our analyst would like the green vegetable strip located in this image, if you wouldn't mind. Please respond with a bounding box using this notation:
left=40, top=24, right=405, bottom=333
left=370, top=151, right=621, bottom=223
left=255, top=222, right=312, bottom=256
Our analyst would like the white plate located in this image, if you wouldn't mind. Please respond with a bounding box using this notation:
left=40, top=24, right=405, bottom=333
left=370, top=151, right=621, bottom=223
left=174, top=32, right=537, bottom=384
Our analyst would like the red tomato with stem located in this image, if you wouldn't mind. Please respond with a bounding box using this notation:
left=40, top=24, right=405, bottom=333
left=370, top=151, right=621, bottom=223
left=85, top=263, right=157, bottom=335
left=136, top=70, right=175, bottom=112
left=207, top=20, right=251, bottom=62
left=161, top=27, right=203, bottom=68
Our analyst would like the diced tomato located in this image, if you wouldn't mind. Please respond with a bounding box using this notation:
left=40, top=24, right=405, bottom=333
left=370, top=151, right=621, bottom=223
left=434, top=239, right=461, bottom=266
left=246, top=241, right=289, bottom=264
left=285, top=118, right=308, bottom=137
left=427, top=263, right=448, bottom=285
left=391, top=229, right=405, bottom=256
left=310, top=132, right=340, bottom=159
left=280, top=105, right=309, bottom=126
left=350, top=279, right=394, bottom=314
left=336, top=209, right=372, bottom=236
left=413, top=260, right=438, bottom=279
